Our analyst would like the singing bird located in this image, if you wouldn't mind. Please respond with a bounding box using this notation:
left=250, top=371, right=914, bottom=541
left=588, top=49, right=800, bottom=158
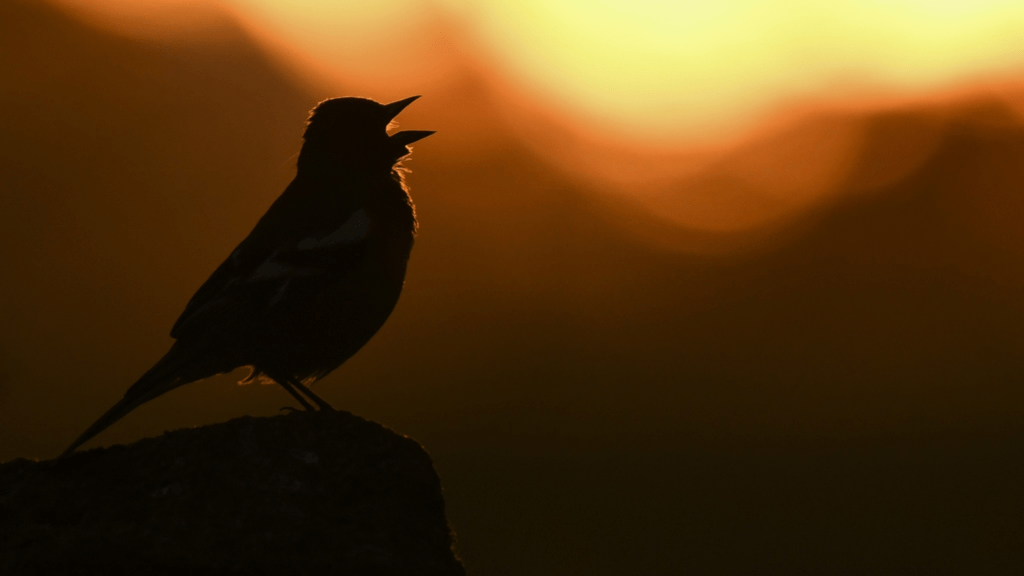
left=61, top=96, right=433, bottom=457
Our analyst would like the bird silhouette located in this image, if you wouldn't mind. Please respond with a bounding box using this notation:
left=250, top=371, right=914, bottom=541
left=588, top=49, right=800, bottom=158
left=61, top=96, right=433, bottom=458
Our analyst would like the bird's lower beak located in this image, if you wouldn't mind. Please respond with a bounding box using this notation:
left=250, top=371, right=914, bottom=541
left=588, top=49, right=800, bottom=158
left=390, top=130, right=435, bottom=146
left=382, top=95, right=421, bottom=122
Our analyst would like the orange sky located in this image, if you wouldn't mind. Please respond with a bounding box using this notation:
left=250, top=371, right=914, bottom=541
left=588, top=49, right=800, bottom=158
left=51, top=0, right=1024, bottom=234
left=55, top=0, right=1024, bottom=142
left=5, top=4, right=1024, bottom=570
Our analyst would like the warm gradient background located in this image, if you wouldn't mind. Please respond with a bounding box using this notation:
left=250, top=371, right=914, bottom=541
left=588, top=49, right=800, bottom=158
left=2, top=0, right=1024, bottom=573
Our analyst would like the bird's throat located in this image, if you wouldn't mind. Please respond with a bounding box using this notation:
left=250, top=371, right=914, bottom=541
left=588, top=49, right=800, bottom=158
left=296, top=141, right=397, bottom=176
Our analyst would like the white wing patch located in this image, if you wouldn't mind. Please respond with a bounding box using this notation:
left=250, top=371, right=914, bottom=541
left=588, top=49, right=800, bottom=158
left=298, top=209, right=372, bottom=250
left=245, top=209, right=372, bottom=294
left=251, top=259, right=290, bottom=280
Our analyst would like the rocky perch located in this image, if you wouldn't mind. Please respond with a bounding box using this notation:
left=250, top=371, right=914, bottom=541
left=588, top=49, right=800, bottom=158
left=0, top=411, right=464, bottom=575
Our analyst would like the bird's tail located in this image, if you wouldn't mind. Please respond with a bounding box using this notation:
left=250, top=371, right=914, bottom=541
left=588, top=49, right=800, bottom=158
left=59, top=351, right=191, bottom=459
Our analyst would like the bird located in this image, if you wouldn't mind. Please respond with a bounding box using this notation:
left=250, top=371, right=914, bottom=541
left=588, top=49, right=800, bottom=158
left=60, top=96, right=433, bottom=458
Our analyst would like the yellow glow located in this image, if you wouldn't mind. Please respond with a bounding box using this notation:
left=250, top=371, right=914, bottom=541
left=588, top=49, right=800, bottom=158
left=222, top=0, right=463, bottom=94
left=449, top=0, right=1024, bottom=146
left=48, top=0, right=1024, bottom=240
left=54, top=0, right=1024, bottom=147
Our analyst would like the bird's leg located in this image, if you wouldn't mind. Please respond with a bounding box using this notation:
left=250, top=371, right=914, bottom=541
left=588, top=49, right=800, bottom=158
left=277, top=379, right=315, bottom=411
left=290, top=379, right=336, bottom=411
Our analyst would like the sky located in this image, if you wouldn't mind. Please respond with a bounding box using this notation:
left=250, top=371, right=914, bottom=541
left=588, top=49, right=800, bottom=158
left=58, top=0, right=1024, bottom=141
left=53, top=0, right=1024, bottom=234
left=3, top=1, right=1024, bottom=573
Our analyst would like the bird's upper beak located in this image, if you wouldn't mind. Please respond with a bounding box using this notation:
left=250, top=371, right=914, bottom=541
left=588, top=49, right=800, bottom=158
left=382, top=95, right=421, bottom=122
left=382, top=96, right=435, bottom=146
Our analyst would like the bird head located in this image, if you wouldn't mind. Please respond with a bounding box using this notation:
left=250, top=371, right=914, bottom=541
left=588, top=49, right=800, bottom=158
left=302, top=96, right=434, bottom=168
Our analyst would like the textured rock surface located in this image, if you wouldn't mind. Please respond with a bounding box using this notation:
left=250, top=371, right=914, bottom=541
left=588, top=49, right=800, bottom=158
left=0, top=411, right=463, bottom=575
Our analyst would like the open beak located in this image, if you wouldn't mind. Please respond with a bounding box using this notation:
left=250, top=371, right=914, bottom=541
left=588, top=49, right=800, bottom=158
left=382, top=95, right=434, bottom=146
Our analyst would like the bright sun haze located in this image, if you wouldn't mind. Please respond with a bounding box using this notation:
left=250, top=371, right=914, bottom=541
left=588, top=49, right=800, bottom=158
left=51, top=0, right=1024, bottom=236
left=56, top=0, right=1024, bottom=146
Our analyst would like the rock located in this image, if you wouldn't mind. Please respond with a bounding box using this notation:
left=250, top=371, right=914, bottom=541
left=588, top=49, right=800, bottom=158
left=0, top=411, right=464, bottom=575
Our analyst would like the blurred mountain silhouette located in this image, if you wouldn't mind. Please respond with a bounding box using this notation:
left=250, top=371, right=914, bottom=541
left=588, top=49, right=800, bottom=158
left=2, top=0, right=1023, bottom=573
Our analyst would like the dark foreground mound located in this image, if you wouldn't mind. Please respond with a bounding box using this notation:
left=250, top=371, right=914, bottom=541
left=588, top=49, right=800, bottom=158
left=0, top=411, right=464, bottom=575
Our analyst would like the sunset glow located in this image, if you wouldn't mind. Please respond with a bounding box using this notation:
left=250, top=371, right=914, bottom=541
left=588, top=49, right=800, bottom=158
left=57, top=0, right=1024, bottom=147
left=455, top=0, right=1024, bottom=146
left=49, top=0, right=1024, bottom=235
left=7, top=2, right=1024, bottom=568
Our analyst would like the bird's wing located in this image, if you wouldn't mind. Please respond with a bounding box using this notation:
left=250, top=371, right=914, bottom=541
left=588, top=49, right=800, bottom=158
left=168, top=244, right=263, bottom=340
left=170, top=177, right=372, bottom=340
